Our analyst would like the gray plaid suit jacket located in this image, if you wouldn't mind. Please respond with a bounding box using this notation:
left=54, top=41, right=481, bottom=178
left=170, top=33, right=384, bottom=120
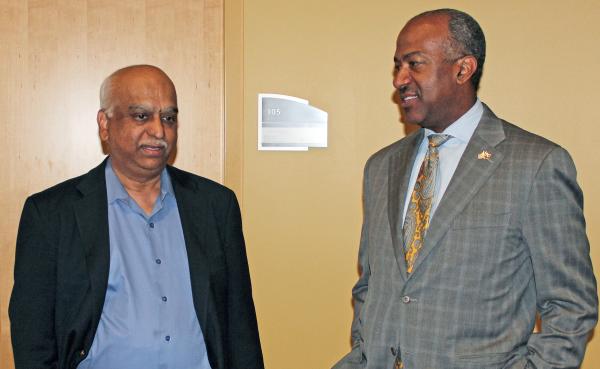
left=333, top=105, right=597, bottom=369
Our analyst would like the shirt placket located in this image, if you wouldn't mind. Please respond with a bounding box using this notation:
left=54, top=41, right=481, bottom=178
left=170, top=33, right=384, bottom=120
left=147, top=200, right=171, bottom=369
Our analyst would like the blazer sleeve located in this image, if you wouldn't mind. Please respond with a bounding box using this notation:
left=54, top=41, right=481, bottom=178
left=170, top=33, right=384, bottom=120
left=9, top=197, right=58, bottom=369
left=223, top=191, right=265, bottom=369
left=522, top=146, right=598, bottom=368
left=332, top=162, right=372, bottom=369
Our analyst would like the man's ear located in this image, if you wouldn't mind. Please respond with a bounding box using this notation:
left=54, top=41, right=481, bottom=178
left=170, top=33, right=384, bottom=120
left=97, top=110, right=109, bottom=141
left=456, top=55, right=477, bottom=85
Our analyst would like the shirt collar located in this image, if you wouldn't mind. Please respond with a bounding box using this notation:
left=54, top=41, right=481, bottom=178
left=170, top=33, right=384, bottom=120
left=105, top=158, right=174, bottom=205
left=424, top=99, right=483, bottom=143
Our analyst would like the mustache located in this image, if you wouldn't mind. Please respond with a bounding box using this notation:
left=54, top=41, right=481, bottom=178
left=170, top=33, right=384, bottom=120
left=139, top=139, right=168, bottom=149
left=398, top=85, right=416, bottom=95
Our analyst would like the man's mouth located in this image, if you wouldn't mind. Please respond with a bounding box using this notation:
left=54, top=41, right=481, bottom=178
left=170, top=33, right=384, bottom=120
left=142, top=145, right=163, bottom=151
left=400, top=94, right=419, bottom=107
left=140, top=141, right=168, bottom=155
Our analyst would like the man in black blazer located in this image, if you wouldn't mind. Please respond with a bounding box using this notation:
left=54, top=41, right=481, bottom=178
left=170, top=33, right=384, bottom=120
left=9, top=65, right=264, bottom=369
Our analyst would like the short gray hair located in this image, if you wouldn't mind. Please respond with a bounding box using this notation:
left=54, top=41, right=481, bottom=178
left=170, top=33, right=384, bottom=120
left=99, top=74, right=115, bottom=117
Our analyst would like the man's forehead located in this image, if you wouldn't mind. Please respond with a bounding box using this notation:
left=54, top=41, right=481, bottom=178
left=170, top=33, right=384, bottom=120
left=400, top=15, right=449, bottom=39
left=396, top=15, right=450, bottom=54
left=119, top=73, right=174, bottom=91
left=113, top=66, right=175, bottom=91
left=112, top=71, right=177, bottom=104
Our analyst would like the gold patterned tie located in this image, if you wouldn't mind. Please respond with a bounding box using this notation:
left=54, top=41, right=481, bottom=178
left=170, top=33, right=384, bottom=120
left=403, top=134, right=451, bottom=274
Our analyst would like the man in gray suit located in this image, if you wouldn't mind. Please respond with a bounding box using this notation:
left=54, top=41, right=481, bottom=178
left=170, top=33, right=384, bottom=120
left=333, top=8, right=597, bottom=369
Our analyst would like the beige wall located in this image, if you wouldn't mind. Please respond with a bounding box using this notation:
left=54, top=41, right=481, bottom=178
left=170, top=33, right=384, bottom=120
left=0, top=1, right=223, bottom=367
left=235, top=1, right=600, bottom=368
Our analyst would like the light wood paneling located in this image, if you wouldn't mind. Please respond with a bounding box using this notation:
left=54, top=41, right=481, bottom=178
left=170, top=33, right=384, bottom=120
left=0, top=1, right=223, bottom=367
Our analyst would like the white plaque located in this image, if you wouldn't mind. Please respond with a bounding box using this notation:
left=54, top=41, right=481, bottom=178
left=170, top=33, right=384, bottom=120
left=258, top=93, right=328, bottom=151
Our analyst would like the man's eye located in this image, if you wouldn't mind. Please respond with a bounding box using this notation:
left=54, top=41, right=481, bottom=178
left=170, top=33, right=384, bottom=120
left=133, top=113, right=148, bottom=121
left=408, top=61, right=421, bottom=68
left=161, top=115, right=177, bottom=124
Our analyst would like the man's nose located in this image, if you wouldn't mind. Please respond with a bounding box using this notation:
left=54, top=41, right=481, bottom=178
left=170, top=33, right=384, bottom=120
left=147, top=115, right=165, bottom=138
left=393, top=66, right=411, bottom=90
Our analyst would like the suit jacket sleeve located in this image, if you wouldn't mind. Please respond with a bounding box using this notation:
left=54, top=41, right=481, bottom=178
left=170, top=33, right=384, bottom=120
left=9, top=197, right=58, bottom=369
left=522, top=146, right=597, bottom=368
left=223, top=191, right=265, bottom=369
left=332, top=161, right=373, bottom=369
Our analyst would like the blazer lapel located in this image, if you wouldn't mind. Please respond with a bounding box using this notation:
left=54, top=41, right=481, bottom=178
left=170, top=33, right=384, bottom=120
left=388, top=129, right=424, bottom=280
left=74, top=160, right=110, bottom=320
left=408, top=105, right=507, bottom=276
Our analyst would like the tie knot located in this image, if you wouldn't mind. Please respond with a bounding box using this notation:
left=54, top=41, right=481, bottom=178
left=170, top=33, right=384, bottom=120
left=428, top=134, right=451, bottom=148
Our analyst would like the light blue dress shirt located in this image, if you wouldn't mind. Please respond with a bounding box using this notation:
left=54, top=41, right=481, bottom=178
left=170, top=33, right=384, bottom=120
left=402, top=99, right=483, bottom=223
left=78, top=159, right=211, bottom=369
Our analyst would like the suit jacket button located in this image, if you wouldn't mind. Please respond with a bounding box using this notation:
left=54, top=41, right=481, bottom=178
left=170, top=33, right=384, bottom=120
left=402, top=295, right=411, bottom=303
left=79, top=349, right=85, bottom=357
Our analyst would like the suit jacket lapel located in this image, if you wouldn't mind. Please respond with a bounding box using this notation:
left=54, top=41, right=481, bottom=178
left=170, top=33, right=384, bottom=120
left=408, top=105, right=506, bottom=276
left=388, top=129, right=424, bottom=280
left=74, top=159, right=110, bottom=321
left=168, top=167, right=220, bottom=348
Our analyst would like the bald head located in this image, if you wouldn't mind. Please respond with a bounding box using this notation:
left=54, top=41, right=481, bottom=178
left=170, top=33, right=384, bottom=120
left=99, top=65, right=177, bottom=117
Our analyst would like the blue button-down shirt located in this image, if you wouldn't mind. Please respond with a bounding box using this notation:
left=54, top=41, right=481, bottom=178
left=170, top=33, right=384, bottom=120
left=402, top=99, right=483, bottom=222
left=78, top=159, right=211, bottom=369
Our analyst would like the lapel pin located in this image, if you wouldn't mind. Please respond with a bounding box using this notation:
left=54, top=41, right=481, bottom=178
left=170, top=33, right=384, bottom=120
left=477, top=150, right=492, bottom=161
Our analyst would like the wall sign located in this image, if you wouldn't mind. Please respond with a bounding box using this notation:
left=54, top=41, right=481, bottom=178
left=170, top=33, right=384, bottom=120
left=258, top=93, right=328, bottom=151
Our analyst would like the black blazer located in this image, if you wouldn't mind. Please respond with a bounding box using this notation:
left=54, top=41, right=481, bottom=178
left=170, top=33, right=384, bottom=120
left=9, top=159, right=264, bottom=369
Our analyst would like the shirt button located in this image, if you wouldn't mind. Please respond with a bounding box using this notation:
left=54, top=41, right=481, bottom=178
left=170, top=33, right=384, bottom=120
left=162, top=296, right=167, bottom=302
left=165, top=335, right=171, bottom=341
left=155, top=259, right=161, bottom=264
left=402, top=295, right=411, bottom=304
left=149, top=222, right=155, bottom=228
